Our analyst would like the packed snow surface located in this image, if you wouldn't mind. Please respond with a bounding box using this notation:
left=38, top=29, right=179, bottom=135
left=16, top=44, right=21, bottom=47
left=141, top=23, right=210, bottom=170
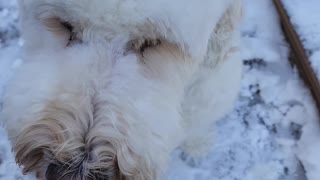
left=0, top=0, right=319, bottom=180
left=282, top=0, right=320, bottom=79
left=282, top=1, right=320, bottom=180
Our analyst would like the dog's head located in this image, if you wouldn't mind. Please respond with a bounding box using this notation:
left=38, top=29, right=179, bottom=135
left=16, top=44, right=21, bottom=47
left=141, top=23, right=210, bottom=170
left=1, top=0, right=231, bottom=179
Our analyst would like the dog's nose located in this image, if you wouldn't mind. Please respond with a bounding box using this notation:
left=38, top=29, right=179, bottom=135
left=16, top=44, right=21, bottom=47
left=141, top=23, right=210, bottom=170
left=46, top=163, right=71, bottom=180
left=45, top=163, right=112, bottom=180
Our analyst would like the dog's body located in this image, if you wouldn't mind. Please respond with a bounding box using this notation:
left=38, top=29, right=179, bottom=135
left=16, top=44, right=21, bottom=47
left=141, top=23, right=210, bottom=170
left=1, top=0, right=242, bottom=179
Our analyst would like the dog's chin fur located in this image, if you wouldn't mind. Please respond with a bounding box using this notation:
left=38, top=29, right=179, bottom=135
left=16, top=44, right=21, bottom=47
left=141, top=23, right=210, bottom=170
left=1, top=0, right=243, bottom=179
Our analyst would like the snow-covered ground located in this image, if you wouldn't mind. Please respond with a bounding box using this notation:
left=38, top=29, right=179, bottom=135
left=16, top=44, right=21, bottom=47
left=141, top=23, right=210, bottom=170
left=282, top=0, right=320, bottom=79
left=281, top=1, right=320, bottom=180
left=0, top=0, right=319, bottom=180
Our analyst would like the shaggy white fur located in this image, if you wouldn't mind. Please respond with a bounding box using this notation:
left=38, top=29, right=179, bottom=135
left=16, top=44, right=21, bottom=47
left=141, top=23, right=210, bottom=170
left=0, top=0, right=243, bottom=179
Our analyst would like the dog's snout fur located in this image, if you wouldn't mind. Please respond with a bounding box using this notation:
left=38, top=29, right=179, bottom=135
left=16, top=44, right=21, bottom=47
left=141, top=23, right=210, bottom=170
left=1, top=0, right=243, bottom=179
left=13, top=97, right=123, bottom=179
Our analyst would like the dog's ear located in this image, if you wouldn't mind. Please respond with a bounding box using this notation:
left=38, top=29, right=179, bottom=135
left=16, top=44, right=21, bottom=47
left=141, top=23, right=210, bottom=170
left=203, top=0, right=242, bottom=67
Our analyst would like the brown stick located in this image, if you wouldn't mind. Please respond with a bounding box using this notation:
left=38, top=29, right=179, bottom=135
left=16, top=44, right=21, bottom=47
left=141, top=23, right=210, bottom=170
left=273, top=0, right=320, bottom=112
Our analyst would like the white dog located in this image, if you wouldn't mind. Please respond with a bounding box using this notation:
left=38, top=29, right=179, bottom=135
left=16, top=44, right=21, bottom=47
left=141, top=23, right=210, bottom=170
left=0, top=0, right=242, bottom=179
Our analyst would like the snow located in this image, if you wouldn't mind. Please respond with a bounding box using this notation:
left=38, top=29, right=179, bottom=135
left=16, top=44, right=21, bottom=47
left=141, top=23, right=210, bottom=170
left=281, top=1, right=320, bottom=180
left=0, top=0, right=319, bottom=180
left=282, top=0, right=320, bottom=78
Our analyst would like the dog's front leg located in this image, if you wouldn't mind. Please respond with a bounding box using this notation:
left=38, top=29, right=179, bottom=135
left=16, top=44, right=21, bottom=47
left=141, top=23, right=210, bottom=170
left=181, top=0, right=243, bottom=160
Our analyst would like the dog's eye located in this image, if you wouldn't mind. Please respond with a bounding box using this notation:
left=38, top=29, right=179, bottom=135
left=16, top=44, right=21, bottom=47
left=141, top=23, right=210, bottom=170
left=139, top=39, right=161, bottom=54
left=130, top=39, right=161, bottom=55
left=61, top=21, right=75, bottom=47
left=43, top=18, right=77, bottom=47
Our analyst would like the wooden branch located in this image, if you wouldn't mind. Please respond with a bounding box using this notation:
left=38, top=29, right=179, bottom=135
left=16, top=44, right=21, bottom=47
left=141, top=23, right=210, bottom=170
left=273, top=0, right=320, bottom=112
